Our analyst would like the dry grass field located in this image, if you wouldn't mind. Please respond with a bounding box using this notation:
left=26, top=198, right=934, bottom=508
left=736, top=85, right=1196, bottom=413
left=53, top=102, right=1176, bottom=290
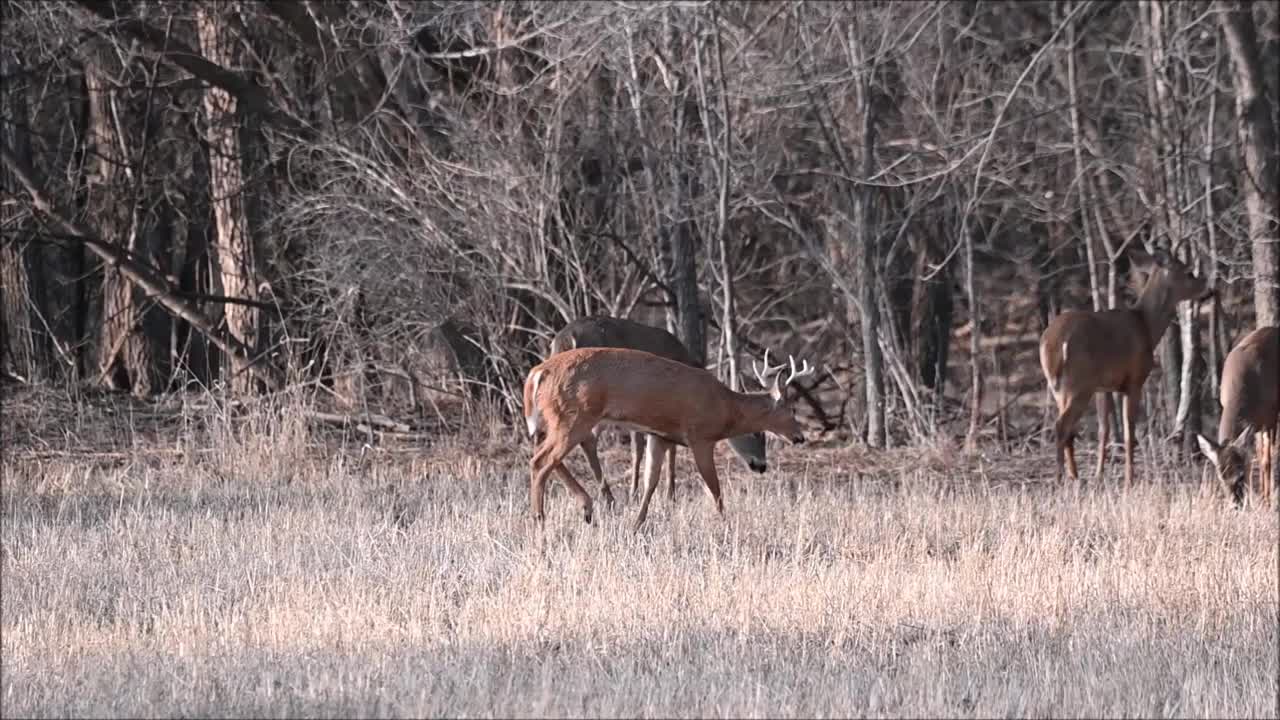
left=2, top=389, right=1277, bottom=718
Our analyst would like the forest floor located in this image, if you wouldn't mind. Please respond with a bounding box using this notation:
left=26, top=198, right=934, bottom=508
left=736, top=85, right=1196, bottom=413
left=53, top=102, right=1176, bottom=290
left=2, top=386, right=1277, bottom=718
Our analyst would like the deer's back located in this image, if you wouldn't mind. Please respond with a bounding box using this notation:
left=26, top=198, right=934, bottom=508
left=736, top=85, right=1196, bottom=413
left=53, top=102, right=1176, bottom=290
left=550, top=316, right=695, bottom=366
left=1040, top=309, right=1155, bottom=394
left=1219, top=326, right=1279, bottom=434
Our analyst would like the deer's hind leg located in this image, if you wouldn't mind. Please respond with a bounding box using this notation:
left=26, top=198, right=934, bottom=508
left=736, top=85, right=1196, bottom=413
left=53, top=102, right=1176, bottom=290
left=1120, top=387, right=1143, bottom=488
left=530, top=416, right=596, bottom=525
left=1053, top=390, right=1094, bottom=485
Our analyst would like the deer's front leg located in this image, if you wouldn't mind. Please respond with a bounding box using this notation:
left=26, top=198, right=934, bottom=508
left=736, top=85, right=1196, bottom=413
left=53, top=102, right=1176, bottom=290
left=1094, top=393, right=1112, bottom=480
left=632, top=436, right=672, bottom=533
left=553, top=464, right=594, bottom=525
left=690, top=442, right=724, bottom=515
left=579, top=434, right=614, bottom=507
left=1121, top=389, right=1140, bottom=488
left=630, top=432, right=645, bottom=498
left=666, top=445, right=677, bottom=501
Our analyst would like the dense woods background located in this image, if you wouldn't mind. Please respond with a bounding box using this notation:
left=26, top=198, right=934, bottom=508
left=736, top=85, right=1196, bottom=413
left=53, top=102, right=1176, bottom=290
left=2, top=0, right=1276, bottom=452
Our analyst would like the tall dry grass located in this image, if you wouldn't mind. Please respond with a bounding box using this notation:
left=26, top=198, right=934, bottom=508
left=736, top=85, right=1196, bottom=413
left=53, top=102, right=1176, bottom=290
left=1, top=392, right=1277, bottom=718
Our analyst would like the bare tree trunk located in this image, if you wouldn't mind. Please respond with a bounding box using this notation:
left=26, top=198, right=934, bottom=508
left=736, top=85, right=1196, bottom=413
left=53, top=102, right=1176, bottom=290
left=664, top=16, right=704, bottom=367
left=697, top=10, right=739, bottom=388
left=910, top=232, right=952, bottom=405
left=963, top=219, right=982, bottom=451
left=715, top=150, right=738, bottom=389
left=1067, top=2, right=1103, bottom=315
left=621, top=23, right=682, bottom=362
left=0, top=241, right=34, bottom=381
left=86, top=54, right=154, bottom=396
left=1147, top=2, right=1203, bottom=452
left=1175, top=260, right=1203, bottom=454
left=668, top=199, right=703, bottom=370
left=853, top=36, right=885, bottom=449
left=0, top=48, right=42, bottom=382
left=1203, top=44, right=1223, bottom=400
left=1144, top=0, right=1187, bottom=433
left=1219, top=0, right=1280, bottom=327
left=199, top=3, right=262, bottom=394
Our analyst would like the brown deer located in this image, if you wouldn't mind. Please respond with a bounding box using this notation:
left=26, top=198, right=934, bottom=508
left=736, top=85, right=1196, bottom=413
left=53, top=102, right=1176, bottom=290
left=1039, top=247, right=1213, bottom=486
left=549, top=316, right=768, bottom=505
left=1196, top=325, right=1278, bottom=507
left=522, top=348, right=814, bottom=530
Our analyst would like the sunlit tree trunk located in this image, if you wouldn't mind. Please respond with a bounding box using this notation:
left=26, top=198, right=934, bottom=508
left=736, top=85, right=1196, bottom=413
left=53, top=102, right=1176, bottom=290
left=86, top=54, right=154, bottom=396
left=198, top=3, right=262, bottom=394
left=664, top=14, right=704, bottom=367
left=1219, top=1, right=1280, bottom=327
left=0, top=47, right=37, bottom=381
left=851, top=30, right=885, bottom=448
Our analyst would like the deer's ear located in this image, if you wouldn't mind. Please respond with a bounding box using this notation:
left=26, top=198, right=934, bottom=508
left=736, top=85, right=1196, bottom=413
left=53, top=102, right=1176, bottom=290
left=1230, top=427, right=1253, bottom=449
left=1196, top=434, right=1219, bottom=463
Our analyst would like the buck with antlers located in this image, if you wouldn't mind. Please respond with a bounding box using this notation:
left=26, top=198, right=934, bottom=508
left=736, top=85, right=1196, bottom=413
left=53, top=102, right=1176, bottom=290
left=1039, top=247, right=1213, bottom=486
left=548, top=316, right=768, bottom=505
left=1196, top=325, right=1278, bottom=507
left=523, top=348, right=814, bottom=530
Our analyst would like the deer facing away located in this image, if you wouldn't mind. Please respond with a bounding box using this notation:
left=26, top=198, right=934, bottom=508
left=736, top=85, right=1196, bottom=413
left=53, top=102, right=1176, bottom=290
left=523, top=347, right=813, bottom=530
left=548, top=316, right=767, bottom=505
left=1039, top=248, right=1213, bottom=486
left=1196, top=325, right=1278, bottom=507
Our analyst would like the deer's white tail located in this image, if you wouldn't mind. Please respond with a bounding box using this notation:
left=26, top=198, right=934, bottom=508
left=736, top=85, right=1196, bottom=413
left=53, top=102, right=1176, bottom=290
left=1051, top=340, right=1069, bottom=392
left=524, top=368, right=545, bottom=438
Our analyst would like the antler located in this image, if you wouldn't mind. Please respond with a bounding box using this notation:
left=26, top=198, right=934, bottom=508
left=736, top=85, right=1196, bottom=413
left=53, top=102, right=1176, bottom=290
left=752, top=348, right=786, bottom=389
left=752, top=350, right=815, bottom=396
left=783, top=356, right=816, bottom=388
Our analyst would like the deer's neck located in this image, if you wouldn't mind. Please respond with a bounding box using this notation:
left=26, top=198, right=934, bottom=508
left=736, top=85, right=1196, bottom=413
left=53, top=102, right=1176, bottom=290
left=1217, top=396, right=1243, bottom=445
left=725, top=391, right=776, bottom=436
left=1133, top=270, right=1176, bottom=349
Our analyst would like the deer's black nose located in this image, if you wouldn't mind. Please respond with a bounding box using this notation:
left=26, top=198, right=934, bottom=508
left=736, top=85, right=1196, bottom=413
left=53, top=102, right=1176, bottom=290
left=790, top=433, right=806, bottom=445
left=749, top=459, right=767, bottom=474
